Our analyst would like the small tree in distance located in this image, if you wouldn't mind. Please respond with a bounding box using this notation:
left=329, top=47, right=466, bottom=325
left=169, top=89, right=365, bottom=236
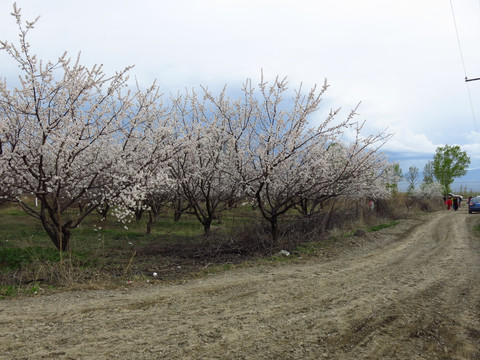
left=384, top=162, right=403, bottom=194
left=405, top=166, right=419, bottom=194
left=423, top=161, right=435, bottom=185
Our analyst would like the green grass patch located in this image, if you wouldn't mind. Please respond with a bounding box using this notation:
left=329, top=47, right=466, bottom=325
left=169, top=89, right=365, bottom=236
left=367, top=220, right=399, bottom=232
left=0, top=245, right=90, bottom=272
left=0, top=246, right=61, bottom=270
left=0, top=203, right=264, bottom=295
left=294, top=242, right=319, bottom=254
left=0, top=199, right=411, bottom=297
left=0, top=282, right=54, bottom=299
left=0, top=284, right=18, bottom=298
left=473, top=224, right=480, bottom=237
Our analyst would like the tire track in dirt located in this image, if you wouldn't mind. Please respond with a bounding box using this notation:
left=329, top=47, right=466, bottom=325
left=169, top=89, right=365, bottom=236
left=323, top=209, right=480, bottom=359
left=1, top=209, right=480, bottom=359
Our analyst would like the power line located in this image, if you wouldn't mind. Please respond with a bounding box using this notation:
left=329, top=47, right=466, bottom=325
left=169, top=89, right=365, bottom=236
left=449, top=0, right=480, bottom=138
left=449, top=0, right=469, bottom=77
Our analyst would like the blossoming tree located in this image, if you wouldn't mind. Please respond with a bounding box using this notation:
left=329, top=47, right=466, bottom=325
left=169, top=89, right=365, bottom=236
left=0, top=6, right=167, bottom=250
left=167, top=90, right=242, bottom=234
left=207, top=76, right=392, bottom=243
left=0, top=5, right=396, bottom=250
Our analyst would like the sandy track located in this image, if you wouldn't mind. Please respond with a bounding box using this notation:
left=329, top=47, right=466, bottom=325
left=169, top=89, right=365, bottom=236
left=1, top=208, right=480, bottom=359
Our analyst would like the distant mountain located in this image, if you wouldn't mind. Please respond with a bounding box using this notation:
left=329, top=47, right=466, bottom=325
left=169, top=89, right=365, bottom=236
left=398, top=168, right=480, bottom=193
left=452, top=168, right=480, bottom=193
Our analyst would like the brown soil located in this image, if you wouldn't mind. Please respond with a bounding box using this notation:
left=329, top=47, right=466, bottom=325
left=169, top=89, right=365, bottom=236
left=1, top=208, right=480, bottom=359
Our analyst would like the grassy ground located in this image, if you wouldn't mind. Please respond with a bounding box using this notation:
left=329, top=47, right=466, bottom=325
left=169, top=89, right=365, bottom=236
left=0, top=196, right=443, bottom=298
left=0, top=202, right=270, bottom=298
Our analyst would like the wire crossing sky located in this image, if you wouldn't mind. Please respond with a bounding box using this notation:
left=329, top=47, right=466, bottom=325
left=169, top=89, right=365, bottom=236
left=450, top=0, right=480, bottom=147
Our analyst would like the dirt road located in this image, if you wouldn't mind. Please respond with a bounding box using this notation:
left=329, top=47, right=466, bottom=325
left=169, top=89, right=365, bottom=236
left=2, top=208, right=480, bottom=359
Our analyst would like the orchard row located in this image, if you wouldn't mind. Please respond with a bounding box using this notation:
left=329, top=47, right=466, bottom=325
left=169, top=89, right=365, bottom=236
left=1, top=6, right=399, bottom=250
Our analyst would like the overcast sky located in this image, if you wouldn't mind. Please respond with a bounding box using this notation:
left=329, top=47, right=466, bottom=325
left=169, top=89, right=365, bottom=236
left=2, top=1, right=480, bottom=181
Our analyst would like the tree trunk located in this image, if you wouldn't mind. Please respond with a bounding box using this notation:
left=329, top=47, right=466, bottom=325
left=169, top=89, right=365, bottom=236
left=146, top=213, right=153, bottom=235
left=173, top=209, right=182, bottom=222
left=146, top=209, right=159, bottom=235
left=296, top=199, right=309, bottom=217
left=202, top=217, right=213, bottom=235
left=134, top=208, right=144, bottom=221
left=322, top=202, right=335, bottom=233
left=270, top=216, right=279, bottom=244
left=38, top=202, right=67, bottom=251
left=41, top=216, right=71, bottom=251
left=56, top=227, right=71, bottom=252
left=96, top=202, right=110, bottom=219
left=173, top=198, right=189, bottom=222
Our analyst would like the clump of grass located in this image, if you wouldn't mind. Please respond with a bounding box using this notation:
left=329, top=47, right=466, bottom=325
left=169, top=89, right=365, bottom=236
left=368, top=220, right=399, bottom=232
left=294, top=243, right=318, bottom=254
left=0, top=246, right=60, bottom=270
left=0, top=280, right=55, bottom=299
left=292, top=240, right=337, bottom=255
left=0, top=256, right=120, bottom=299
left=0, top=284, right=18, bottom=298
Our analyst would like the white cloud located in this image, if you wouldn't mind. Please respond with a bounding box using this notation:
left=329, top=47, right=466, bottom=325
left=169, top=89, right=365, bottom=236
left=383, top=130, right=437, bottom=155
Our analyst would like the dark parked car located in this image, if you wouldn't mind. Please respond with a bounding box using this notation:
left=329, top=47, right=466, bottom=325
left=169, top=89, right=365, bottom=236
left=468, top=196, right=480, bottom=213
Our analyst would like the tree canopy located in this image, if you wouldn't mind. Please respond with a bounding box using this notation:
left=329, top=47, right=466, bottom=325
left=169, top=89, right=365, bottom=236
left=432, top=145, right=470, bottom=195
